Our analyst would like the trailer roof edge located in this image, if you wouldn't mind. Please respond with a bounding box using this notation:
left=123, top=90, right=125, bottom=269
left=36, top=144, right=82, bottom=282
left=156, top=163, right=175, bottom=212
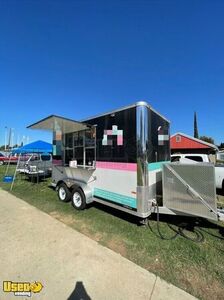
left=80, top=103, right=137, bottom=122
left=27, top=102, right=170, bottom=131
left=27, top=114, right=84, bottom=129
left=150, top=107, right=170, bottom=123
left=27, top=114, right=91, bottom=133
left=81, top=101, right=170, bottom=123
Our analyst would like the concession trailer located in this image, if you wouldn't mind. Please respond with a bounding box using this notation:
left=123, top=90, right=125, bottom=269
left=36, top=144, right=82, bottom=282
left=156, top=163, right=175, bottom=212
left=28, top=101, right=223, bottom=222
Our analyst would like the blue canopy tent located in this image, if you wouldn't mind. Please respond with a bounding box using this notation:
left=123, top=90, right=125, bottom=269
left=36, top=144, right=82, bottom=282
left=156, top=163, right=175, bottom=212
left=5, top=141, right=52, bottom=188
left=12, top=140, right=52, bottom=154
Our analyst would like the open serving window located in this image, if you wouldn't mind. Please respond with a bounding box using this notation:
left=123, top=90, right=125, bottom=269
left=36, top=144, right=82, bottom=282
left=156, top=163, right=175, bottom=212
left=64, top=127, right=96, bottom=167
left=27, top=115, right=96, bottom=168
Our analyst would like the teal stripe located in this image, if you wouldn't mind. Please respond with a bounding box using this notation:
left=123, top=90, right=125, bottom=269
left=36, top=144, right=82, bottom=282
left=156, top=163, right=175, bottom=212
left=94, top=188, right=137, bottom=209
left=148, top=161, right=170, bottom=171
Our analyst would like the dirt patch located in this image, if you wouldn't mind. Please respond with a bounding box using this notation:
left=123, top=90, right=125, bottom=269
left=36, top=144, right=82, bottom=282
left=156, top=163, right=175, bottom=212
left=49, top=211, right=62, bottom=219
left=145, top=257, right=166, bottom=275
left=107, top=237, right=127, bottom=257
left=180, top=266, right=224, bottom=300
left=79, top=225, right=93, bottom=239
left=92, top=232, right=103, bottom=242
left=49, top=211, right=79, bottom=226
left=49, top=211, right=104, bottom=241
left=79, top=224, right=103, bottom=242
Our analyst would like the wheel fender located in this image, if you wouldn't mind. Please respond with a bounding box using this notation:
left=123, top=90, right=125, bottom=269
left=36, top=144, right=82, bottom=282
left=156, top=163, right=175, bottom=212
left=56, top=178, right=76, bottom=190
left=56, top=180, right=66, bottom=191
left=70, top=183, right=93, bottom=204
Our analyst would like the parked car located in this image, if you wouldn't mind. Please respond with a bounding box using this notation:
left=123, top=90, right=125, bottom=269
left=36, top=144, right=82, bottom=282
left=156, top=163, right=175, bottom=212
left=17, top=153, right=52, bottom=178
left=0, top=152, right=18, bottom=165
left=171, top=153, right=224, bottom=192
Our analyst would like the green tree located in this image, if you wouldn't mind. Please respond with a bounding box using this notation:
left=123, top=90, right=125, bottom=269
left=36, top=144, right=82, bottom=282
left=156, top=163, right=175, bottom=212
left=194, top=112, right=199, bottom=138
left=200, top=136, right=214, bottom=144
left=219, top=142, right=224, bottom=149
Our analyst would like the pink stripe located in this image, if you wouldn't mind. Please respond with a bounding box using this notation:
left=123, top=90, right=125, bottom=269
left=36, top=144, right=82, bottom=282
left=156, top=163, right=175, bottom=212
left=96, top=161, right=137, bottom=171
left=117, top=136, right=123, bottom=145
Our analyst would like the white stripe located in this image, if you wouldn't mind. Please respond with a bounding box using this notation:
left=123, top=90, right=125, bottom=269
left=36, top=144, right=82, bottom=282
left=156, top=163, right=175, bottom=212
left=158, top=134, right=169, bottom=141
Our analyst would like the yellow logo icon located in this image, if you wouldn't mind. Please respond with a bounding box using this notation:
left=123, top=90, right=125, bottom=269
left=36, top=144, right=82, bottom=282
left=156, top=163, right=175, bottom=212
left=30, top=282, right=43, bottom=293
left=3, top=281, right=43, bottom=297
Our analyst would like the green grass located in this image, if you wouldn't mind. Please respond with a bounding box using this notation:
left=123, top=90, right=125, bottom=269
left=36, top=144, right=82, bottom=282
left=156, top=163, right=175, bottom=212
left=1, top=166, right=224, bottom=300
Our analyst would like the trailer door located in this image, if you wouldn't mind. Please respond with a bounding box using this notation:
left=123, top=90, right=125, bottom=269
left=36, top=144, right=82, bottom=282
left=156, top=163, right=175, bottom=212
left=162, top=163, right=218, bottom=221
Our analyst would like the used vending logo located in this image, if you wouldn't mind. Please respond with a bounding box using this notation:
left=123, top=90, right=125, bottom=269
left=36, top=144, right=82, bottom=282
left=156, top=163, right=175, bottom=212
left=3, top=281, right=43, bottom=297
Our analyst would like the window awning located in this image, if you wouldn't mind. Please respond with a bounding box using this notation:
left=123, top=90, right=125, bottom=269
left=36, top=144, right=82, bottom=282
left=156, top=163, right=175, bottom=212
left=27, top=115, right=92, bottom=134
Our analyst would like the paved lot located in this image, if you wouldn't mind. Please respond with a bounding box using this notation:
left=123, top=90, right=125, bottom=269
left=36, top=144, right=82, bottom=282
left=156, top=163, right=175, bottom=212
left=0, top=189, right=197, bottom=300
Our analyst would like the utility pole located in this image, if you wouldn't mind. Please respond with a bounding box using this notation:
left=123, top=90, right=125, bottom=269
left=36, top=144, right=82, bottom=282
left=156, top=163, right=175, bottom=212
left=11, top=129, right=14, bottom=149
left=8, top=128, right=11, bottom=151
left=17, top=134, right=20, bottom=147
left=4, top=126, right=8, bottom=151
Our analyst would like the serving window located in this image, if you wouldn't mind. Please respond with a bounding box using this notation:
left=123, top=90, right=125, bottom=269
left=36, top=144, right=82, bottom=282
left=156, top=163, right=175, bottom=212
left=64, top=127, right=96, bottom=168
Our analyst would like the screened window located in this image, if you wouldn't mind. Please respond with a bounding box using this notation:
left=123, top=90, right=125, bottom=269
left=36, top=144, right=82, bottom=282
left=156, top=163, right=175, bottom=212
left=74, top=147, right=84, bottom=165
left=86, top=148, right=95, bottom=166
left=65, top=149, right=73, bottom=164
left=74, top=131, right=84, bottom=147
left=64, top=127, right=96, bottom=167
left=65, top=133, right=73, bottom=148
left=85, top=128, right=95, bottom=147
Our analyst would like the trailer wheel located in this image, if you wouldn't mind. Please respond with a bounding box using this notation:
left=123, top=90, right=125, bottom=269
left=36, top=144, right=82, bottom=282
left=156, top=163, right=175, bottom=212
left=71, top=188, right=86, bottom=210
left=57, top=183, right=71, bottom=202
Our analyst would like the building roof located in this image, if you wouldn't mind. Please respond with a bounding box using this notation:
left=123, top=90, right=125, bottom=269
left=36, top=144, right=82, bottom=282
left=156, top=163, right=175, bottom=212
left=171, top=132, right=218, bottom=151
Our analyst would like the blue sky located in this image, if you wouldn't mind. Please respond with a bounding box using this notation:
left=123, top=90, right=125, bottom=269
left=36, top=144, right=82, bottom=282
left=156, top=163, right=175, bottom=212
left=0, top=0, right=224, bottom=146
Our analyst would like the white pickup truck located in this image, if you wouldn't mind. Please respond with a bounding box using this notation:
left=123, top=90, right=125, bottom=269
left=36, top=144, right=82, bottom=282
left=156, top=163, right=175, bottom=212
left=171, top=153, right=224, bottom=192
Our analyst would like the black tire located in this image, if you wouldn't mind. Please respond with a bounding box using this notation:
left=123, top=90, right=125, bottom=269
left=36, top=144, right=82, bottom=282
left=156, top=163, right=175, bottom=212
left=57, top=183, right=71, bottom=202
left=0, top=161, right=4, bottom=166
left=71, top=187, right=86, bottom=210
